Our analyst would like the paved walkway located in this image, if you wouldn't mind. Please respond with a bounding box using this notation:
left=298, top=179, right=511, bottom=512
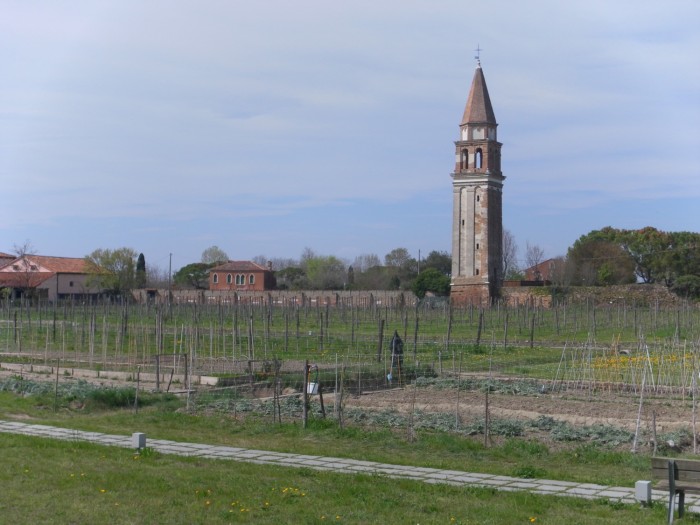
left=0, top=419, right=696, bottom=513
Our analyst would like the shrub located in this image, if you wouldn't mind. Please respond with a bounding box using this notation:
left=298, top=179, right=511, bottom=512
left=87, top=388, right=137, bottom=409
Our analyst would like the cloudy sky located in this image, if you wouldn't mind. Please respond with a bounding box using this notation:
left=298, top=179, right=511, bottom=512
left=2, top=1, right=698, bottom=273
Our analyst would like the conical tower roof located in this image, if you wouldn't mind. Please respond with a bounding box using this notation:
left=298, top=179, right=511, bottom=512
left=460, top=65, right=497, bottom=126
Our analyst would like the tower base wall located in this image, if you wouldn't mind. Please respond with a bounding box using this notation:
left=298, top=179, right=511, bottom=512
left=450, top=277, right=497, bottom=307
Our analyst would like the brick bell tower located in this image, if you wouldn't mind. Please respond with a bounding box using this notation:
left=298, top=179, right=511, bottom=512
left=450, top=58, right=504, bottom=306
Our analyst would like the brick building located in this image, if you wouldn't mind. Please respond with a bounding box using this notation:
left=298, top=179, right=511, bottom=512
left=450, top=59, right=505, bottom=306
left=208, top=261, right=275, bottom=292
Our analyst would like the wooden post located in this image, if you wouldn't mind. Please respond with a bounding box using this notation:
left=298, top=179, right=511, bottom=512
left=303, top=360, right=309, bottom=429
left=53, top=359, right=60, bottom=413
left=318, top=385, right=326, bottom=418
left=484, top=381, right=490, bottom=447
left=376, top=319, right=385, bottom=363
left=134, top=366, right=140, bottom=414
left=476, top=310, right=484, bottom=347
left=413, top=308, right=419, bottom=360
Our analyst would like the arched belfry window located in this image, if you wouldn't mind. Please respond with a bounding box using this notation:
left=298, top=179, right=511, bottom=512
left=461, top=149, right=468, bottom=169
left=475, top=148, right=483, bottom=169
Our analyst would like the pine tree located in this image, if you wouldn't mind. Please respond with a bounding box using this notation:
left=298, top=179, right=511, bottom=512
left=136, top=253, right=147, bottom=288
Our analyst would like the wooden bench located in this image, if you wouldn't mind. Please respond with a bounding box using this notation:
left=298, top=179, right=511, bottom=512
left=652, top=457, right=700, bottom=524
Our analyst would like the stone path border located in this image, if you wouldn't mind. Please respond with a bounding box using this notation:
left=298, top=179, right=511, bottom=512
left=1, top=419, right=697, bottom=514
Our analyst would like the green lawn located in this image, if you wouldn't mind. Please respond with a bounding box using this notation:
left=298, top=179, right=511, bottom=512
left=0, top=433, right=682, bottom=525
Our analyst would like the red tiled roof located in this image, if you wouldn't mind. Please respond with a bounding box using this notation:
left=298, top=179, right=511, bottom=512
left=0, top=255, right=91, bottom=275
left=28, top=255, right=90, bottom=274
left=0, top=272, right=54, bottom=288
left=209, top=261, right=268, bottom=272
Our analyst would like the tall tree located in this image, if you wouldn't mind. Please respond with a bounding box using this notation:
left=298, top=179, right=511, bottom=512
left=502, top=229, right=520, bottom=280
left=384, top=247, right=418, bottom=290
left=567, top=228, right=638, bottom=286
left=422, top=250, right=451, bottom=276
left=201, top=246, right=228, bottom=264
left=135, top=253, right=147, bottom=288
left=347, top=266, right=355, bottom=287
left=617, top=227, right=669, bottom=283
left=85, top=247, right=139, bottom=297
left=352, top=253, right=381, bottom=273
left=303, top=255, right=347, bottom=290
left=8, top=241, right=38, bottom=298
left=12, top=240, right=35, bottom=258
left=525, top=242, right=546, bottom=280
left=173, top=262, right=213, bottom=289
left=384, top=247, right=413, bottom=269
left=146, top=264, right=170, bottom=288
left=275, top=267, right=308, bottom=290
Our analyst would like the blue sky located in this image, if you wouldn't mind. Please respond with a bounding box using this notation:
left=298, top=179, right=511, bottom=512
left=2, top=1, right=698, bottom=273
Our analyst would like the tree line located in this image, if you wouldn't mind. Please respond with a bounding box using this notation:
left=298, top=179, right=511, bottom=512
left=68, top=224, right=700, bottom=301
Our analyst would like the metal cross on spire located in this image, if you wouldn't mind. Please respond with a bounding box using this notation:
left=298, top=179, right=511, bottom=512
left=474, top=44, right=482, bottom=66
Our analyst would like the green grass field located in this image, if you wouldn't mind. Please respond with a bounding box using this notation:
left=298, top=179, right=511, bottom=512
left=1, top=387, right=695, bottom=524
left=0, top=432, right=682, bottom=525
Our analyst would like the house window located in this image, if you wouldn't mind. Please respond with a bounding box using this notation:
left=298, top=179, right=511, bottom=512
left=69, top=281, right=74, bottom=287
left=226, top=274, right=232, bottom=284
left=235, top=274, right=244, bottom=285
left=213, top=274, right=219, bottom=284
left=475, top=269, right=479, bottom=275
left=249, top=274, right=255, bottom=285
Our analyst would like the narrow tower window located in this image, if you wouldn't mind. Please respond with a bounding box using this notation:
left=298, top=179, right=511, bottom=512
left=461, top=149, right=468, bottom=169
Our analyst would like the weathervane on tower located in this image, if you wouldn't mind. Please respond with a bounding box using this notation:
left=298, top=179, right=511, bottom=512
left=474, top=44, right=482, bottom=66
